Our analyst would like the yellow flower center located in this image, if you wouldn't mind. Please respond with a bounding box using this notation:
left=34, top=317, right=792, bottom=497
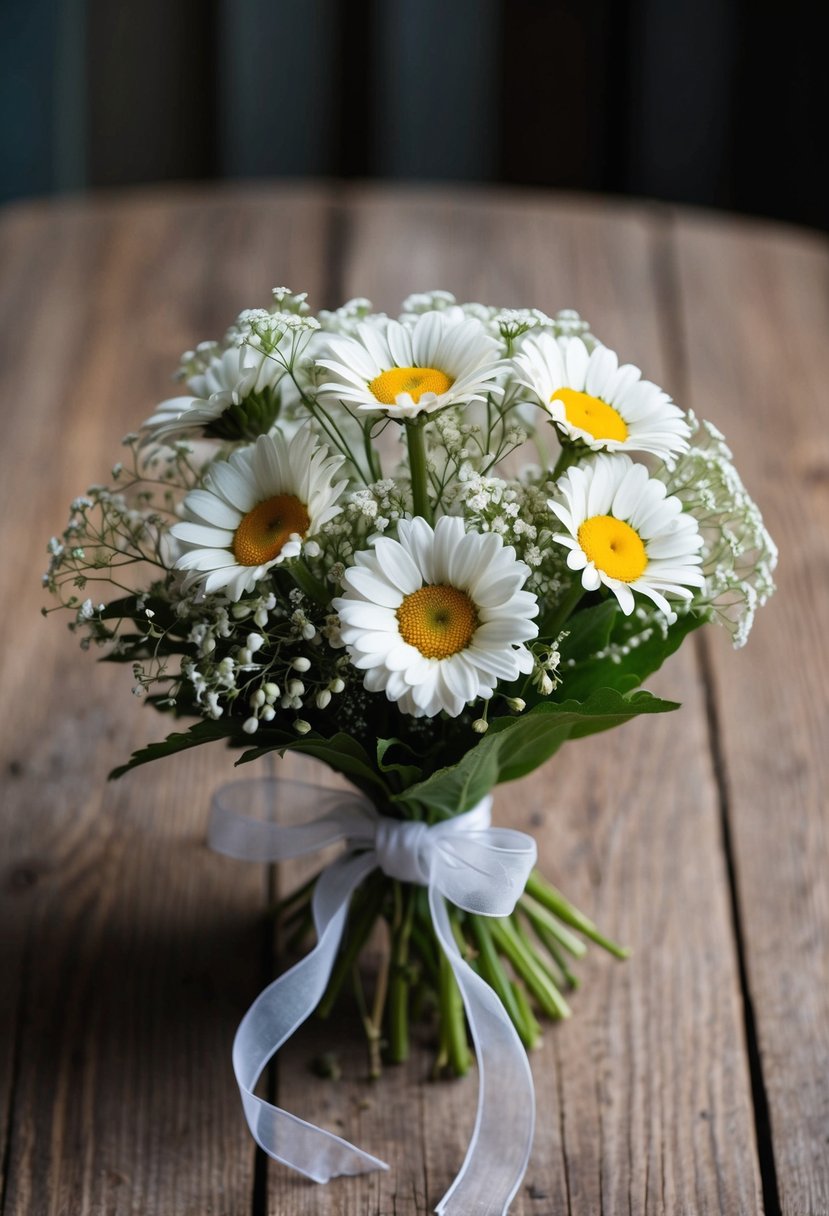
left=369, top=366, right=454, bottom=405
left=577, top=515, right=647, bottom=583
left=397, top=584, right=478, bottom=659
left=551, top=388, right=628, bottom=442
left=233, top=494, right=310, bottom=566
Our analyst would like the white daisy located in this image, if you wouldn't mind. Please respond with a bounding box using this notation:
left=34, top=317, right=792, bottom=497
left=333, top=516, right=539, bottom=718
left=141, top=344, right=288, bottom=446
left=549, top=454, right=705, bottom=623
left=170, top=427, right=347, bottom=600
left=317, top=311, right=502, bottom=419
left=515, top=333, right=689, bottom=462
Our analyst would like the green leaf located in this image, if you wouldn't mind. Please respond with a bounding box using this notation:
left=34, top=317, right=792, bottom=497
left=236, top=731, right=392, bottom=799
left=393, top=688, right=678, bottom=817
left=561, top=608, right=705, bottom=702
left=376, top=738, right=422, bottom=790
left=558, top=601, right=617, bottom=663
left=109, top=719, right=236, bottom=779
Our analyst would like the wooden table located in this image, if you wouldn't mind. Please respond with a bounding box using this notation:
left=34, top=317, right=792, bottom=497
left=1, top=183, right=826, bottom=1216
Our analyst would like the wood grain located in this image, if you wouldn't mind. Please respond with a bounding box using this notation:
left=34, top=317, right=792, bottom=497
left=674, top=211, right=829, bottom=1216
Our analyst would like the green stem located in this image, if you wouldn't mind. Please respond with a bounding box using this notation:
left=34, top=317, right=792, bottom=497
left=489, top=917, right=571, bottom=1020
left=363, top=420, right=382, bottom=481
left=439, top=947, right=471, bottom=1075
left=289, top=372, right=372, bottom=483
left=511, top=913, right=574, bottom=993
left=318, top=882, right=385, bottom=1018
left=511, top=980, right=542, bottom=1045
left=551, top=442, right=581, bottom=480
left=519, top=894, right=588, bottom=959
left=405, top=418, right=433, bottom=523
left=387, top=883, right=416, bottom=1064
left=409, top=919, right=441, bottom=985
left=350, top=964, right=382, bottom=1080
left=449, top=908, right=476, bottom=965
left=522, top=912, right=581, bottom=990
left=471, top=917, right=537, bottom=1049
left=367, top=919, right=391, bottom=1079
left=525, top=871, right=630, bottom=959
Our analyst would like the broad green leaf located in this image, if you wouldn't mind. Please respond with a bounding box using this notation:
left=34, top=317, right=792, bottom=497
left=393, top=687, right=678, bottom=817
left=561, top=609, right=705, bottom=702
left=558, top=601, right=617, bottom=663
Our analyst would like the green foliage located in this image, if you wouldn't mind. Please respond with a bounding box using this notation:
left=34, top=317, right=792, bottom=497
left=559, top=603, right=706, bottom=701
left=393, top=687, right=679, bottom=818
left=236, top=731, right=392, bottom=800
left=109, top=599, right=696, bottom=806
left=376, top=738, right=423, bottom=792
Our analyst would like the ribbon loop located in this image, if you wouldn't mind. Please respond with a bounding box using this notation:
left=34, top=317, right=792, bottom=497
left=212, top=778, right=537, bottom=1215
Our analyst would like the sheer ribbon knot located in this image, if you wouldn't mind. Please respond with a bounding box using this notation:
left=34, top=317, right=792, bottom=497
left=209, top=778, right=537, bottom=1215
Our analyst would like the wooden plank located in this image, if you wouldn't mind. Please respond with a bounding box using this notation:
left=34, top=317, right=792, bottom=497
left=674, top=212, right=829, bottom=1216
left=0, top=186, right=332, bottom=1215
left=269, top=184, right=764, bottom=1214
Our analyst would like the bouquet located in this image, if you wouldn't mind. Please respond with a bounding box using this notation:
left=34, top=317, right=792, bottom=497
left=44, top=287, right=776, bottom=1211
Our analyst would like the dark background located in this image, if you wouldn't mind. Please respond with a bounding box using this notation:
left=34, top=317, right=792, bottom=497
left=1, top=0, right=826, bottom=231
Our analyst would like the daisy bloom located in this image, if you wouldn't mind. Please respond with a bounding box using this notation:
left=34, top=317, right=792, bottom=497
left=170, top=427, right=347, bottom=600
left=317, top=311, right=502, bottom=419
left=141, top=344, right=288, bottom=446
left=333, top=516, right=538, bottom=718
left=549, top=454, right=705, bottom=623
left=515, top=333, right=689, bottom=462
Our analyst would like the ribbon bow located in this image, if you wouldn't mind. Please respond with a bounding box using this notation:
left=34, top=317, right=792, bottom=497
left=210, top=778, right=537, bottom=1215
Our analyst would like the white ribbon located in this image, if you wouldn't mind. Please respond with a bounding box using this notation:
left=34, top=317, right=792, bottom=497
left=209, top=778, right=537, bottom=1215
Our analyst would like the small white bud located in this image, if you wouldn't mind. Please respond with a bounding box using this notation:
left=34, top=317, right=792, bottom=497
left=472, top=718, right=489, bottom=734
left=302, top=622, right=316, bottom=640
left=506, top=697, right=526, bottom=712
left=231, top=603, right=251, bottom=619
left=242, top=717, right=259, bottom=735
left=260, top=705, right=275, bottom=722
left=247, top=633, right=265, bottom=653
left=237, top=648, right=253, bottom=665
left=330, top=677, right=345, bottom=693
left=315, top=689, right=332, bottom=709
left=288, top=679, right=305, bottom=696
left=250, top=689, right=266, bottom=709
left=292, top=656, right=311, bottom=672
left=294, top=719, right=312, bottom=735
left=263, top=681, right=280, bottom=702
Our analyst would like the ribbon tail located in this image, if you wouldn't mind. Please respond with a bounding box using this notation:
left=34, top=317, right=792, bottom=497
left=429, top=887, right=535, bottom=1216
left=233, top=851, right=388, bottom=1182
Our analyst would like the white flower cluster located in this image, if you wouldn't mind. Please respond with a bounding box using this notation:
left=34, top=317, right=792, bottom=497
left=47, top=288, right=775, bottom=742
left=659, top=413, right=777, bottom=647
